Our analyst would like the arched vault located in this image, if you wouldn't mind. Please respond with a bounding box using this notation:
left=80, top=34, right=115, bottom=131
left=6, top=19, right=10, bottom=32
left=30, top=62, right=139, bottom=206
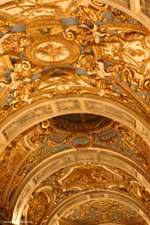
left=0, top=1, right=150, bottom=225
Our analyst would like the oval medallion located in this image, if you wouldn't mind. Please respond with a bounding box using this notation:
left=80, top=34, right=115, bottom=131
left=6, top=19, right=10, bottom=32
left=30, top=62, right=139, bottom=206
left=25, top=35, right=80, bottom=66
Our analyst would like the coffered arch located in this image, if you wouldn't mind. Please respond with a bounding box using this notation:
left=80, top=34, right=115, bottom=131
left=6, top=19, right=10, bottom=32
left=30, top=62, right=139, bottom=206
left=0, top=96, right=150, bottom=152
left=47, top=190, right=150, bottom=225
left=11, top=148, right=150, bottom=225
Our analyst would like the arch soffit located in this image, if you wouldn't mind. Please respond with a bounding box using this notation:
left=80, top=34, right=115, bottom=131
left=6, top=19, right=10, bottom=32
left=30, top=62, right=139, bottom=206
left=0, top=96, right=150, bottom=153
left=95, top=0, right=150, bottom=30
left=47, top=190, right=150, bottom=225
left=11, top=147, right=150, bottom=225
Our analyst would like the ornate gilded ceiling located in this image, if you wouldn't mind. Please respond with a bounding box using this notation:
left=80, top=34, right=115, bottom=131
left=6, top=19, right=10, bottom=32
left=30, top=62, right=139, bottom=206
left=0, top=1, right=150, bottom=225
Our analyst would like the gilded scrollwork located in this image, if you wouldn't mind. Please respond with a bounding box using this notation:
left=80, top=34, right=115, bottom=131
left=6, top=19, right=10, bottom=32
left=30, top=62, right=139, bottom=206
left=22, top=186, right=55, bottom=225
left=0, top=1, right=150, bottom=225
left=0, top=0, right=150, bottom=120
left=0, top=115, right=150, bottom=223
left=17, top=162, right=150, bottom=225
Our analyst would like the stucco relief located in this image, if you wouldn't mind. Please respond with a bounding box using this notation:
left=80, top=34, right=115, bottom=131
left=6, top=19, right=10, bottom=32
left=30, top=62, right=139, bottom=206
left=0, top=1, right=150, bottom=225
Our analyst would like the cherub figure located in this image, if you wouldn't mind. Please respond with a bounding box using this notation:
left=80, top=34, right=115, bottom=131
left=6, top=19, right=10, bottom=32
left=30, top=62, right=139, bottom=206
left=87, top=60, right=111, bottom=79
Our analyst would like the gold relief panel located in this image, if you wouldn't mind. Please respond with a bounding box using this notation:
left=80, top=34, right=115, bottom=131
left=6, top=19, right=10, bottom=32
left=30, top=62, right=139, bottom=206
left=0, top=0, right=150, bottom=120
left=0, top=1, right=150, bottom=224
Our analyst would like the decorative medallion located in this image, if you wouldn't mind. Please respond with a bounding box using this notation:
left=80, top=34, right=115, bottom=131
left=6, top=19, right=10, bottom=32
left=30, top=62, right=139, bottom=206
left=25, top=36, right=80, bottom=66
